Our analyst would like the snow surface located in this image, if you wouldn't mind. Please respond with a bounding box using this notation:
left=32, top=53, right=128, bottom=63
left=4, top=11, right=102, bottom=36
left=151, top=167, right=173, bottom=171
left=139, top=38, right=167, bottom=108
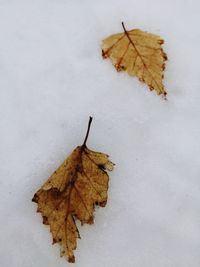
left=0, top=0, right=200, bottom=266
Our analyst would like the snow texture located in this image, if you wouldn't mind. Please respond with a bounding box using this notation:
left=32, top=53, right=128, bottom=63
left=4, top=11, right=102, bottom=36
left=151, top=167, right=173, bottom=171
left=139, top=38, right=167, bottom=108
left=0, top=0, right=200, bottom=266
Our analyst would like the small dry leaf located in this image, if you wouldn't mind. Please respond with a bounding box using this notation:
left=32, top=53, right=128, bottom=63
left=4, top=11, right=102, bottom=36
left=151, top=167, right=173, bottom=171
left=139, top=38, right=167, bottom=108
left=102, top=22, right=168, bottom=96
left=32, top=117, right=114, bottom=263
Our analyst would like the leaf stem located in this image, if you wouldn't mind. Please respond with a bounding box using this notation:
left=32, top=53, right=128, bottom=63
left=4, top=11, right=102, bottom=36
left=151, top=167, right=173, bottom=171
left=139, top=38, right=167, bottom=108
left=121, top=22, right=127, bottom=33
left=83, top=116, right=93, bottom=146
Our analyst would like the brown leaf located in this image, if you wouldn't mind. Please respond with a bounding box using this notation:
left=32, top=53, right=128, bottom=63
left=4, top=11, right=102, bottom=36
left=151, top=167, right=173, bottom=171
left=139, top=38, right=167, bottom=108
left=102, top=22, right=168, bottom=96
left=32, top=117, right=114, bottom=263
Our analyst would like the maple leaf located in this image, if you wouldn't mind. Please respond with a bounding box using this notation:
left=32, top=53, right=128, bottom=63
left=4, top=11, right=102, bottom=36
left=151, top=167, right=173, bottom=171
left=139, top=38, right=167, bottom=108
left=32, top=117, right=114, bottom=263
left=102, top=22, right=168, bottom=96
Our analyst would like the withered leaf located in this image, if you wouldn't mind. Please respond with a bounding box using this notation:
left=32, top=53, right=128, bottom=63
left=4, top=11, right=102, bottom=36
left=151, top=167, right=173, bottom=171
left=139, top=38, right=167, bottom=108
left=102, top=22, right=168, bottom=96
left=32, top=117, right=114, bottom=263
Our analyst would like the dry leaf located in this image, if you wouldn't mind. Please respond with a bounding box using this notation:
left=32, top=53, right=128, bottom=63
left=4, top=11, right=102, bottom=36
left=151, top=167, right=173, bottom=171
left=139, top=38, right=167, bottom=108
left=32, top=117, right=114, bottom=263
left=102, top=22, right=168, bottom=96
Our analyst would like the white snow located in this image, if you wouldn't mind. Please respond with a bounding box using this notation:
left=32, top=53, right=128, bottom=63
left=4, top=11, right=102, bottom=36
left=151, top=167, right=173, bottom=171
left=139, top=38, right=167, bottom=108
left=0, top=0, right=200, bottom=266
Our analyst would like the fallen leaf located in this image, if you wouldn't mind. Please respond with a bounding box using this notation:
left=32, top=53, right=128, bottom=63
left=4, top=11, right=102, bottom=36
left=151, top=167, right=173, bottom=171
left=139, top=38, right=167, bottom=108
left=102, top=22, right=168, bottom=96
left=32, top=117, right=114, bottom=263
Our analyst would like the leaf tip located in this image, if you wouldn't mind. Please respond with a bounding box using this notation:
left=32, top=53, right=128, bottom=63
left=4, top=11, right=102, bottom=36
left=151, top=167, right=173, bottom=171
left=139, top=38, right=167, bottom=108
left=102, top=49, right=108, bottom=58
left=68, top=255, right=75, bottom=263
left=32, top=193, right=38, bottom=203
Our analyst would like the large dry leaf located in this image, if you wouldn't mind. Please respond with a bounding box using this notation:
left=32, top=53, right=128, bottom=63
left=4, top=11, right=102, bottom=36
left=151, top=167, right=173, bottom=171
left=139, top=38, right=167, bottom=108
left=32, top=117, right=114, bottom=263
left=102, top=22, right=168, bottom=96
